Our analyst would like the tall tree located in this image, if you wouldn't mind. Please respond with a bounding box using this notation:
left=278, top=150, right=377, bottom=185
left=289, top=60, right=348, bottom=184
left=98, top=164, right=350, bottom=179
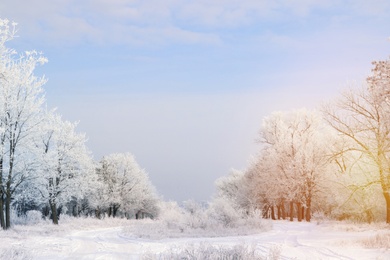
left=324, top=57, right=390, bottom=223
left=33, top=113, right=94, bottom=224
left=256, top=109, right=333, bottom=221
left=0, top=19, right=47, bottom=229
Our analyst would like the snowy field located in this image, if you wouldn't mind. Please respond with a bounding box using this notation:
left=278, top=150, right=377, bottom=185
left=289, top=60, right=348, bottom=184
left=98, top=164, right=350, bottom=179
left=0, top=218, right=389, bottom=259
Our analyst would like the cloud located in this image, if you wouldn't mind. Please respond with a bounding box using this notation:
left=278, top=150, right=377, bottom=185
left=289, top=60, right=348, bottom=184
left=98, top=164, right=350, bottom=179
left=1, top=0, right=389, bottom=47
left=348, top=0, right=390, bottom=16
left=0, top=0, right=220, bottom=46
left=105, top=24, right=221, bottom=46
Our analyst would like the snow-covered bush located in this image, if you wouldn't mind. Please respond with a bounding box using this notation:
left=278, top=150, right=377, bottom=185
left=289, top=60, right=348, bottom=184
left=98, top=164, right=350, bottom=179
left=57, top=214, right=131, bottom=230
left=10, top=210, right=45, bottom=226
left=143, top=242, right=281, bottom=260
left=124, top=200, right=271, bottom=239
left=0, top=245, right=31, bottom=260
left=207, top=197, right=241, bottom=228
left=360, top=232, right=390, bottom=249
left=206, top=198, right=265, bottom=233
left=126, top=201, right=193, bottom=239
left=182, top=200, right=208, bottom=229
left=240, top=208, right=265, bottom=228
left=159, top=201, right=187, bottom=231
left=26, top=210, right=44, bottom=225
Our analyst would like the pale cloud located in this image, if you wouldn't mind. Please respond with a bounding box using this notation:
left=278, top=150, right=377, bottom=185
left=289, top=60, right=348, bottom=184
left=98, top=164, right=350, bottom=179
left=99, top=24, right=221, bottom=46
left=42, top=15, right=101, bottom=44
left=260, top=32, right=303, bottom=49
left=1, top=0, right=218, bottom=46
left=175, top=0, right=273, bottom=27
left=348, top=0, right=390, bottom=16
left=158, top=26, right=221, bottom=45
left=1, top=0, right=389, bottom=47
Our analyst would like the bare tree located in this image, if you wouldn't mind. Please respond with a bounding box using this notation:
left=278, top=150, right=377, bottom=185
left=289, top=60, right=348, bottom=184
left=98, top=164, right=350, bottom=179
left=323, top=58, right=390, bottom=223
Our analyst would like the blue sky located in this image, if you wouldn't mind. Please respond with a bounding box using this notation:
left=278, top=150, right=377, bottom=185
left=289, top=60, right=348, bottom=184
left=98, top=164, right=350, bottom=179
left=1, top=0, right=390, bottom=202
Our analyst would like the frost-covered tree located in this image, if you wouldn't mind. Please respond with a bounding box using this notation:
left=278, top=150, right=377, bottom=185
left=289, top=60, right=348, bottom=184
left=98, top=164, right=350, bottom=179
left=254, top=109, right=333, bottom=221
left=245, top=154, right=285, bottom=220
left=33, top=113, right=93, bottom=224
left=96, top=153, right=159, bottom=219
left=323, top=57, right=390, bottom=223
left=214, top=169, right=255, bottom=213
left=0, top=19, right=47, bottom=229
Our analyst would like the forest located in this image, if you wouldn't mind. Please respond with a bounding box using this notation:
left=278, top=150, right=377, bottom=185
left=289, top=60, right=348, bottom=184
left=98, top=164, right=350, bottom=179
left=1, top=16, right=390, bottom=256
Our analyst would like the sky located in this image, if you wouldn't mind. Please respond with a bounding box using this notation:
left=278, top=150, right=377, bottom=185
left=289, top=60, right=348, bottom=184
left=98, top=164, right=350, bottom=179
left=0, top=0, right=389, bottom=203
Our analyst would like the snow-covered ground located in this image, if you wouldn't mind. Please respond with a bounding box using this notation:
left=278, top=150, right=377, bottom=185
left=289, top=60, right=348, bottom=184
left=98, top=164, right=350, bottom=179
left=0, top=218, right=389, bottom=259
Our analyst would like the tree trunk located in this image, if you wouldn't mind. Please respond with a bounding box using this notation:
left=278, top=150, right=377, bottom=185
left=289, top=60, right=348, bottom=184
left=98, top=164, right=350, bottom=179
left=113, top=207, right=116, bottom=218
left=73, top=205, right=77, bottom=217
left=262, top=205, right=269, bottom=218
left=95, top=207, right=101, bottom=219
left=306, top=200, right=312, bottom=222
left=297, top=203, right=302, bottom=222
left=113, top=204, right=119, bottom=218
left=0, top=191, right=4, bottom=229
left=0, top=157, right=4, bottom=229
left=289, top=201, right=294, bottom=221
left=302, top=206, right=305, bottom=220
left=281, top=201, right=286, bottom=220
left=277, top=205, right=281, bottom=220
left=271, top=206, right=276, bottom=220
left=384, top=192, right=390, bottom=224
left=5, top=167, right=12, bottom=229
left=5, top=148, right=16, bottom=230
left=5, top=190, right=10, bottom=229
left=42, top=205, right=50, bottom=218
left=50, top=200, right=58, bottom=225
left=108, top=206, right=112, bottom=217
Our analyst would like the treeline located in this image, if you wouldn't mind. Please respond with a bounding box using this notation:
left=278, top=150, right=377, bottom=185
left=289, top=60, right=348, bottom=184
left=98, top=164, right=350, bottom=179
left=215, top=59, right=390, bottom=224
left=3, top=16, right=390, bottom=231
left=0, top=19, right=159, bottom=230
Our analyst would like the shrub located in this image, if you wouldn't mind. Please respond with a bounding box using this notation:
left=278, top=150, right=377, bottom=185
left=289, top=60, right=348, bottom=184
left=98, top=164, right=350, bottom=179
left=360, top=232, right=390, bottom=249
left=26, top=210, right=44, bottom=225
left=0, top=245, right=31, bottom=260
left=123, top=201, right=271, bottom=239
left=142, top=242, right=281, bottom=260
left=10, top=210, right=44, bottom=226
left=207, top=198, right=241, bottom=228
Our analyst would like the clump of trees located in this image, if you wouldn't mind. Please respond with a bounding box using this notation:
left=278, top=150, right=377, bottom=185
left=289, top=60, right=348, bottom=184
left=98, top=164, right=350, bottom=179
left=0, top=18, right=160, bottom=229
left=255, top=109, right=333, bottom=222
left=214, top=110, right=334, bottom=222
left=216, top=57, right=390, bottom=224
left=93, top=153, right=160, bottom=219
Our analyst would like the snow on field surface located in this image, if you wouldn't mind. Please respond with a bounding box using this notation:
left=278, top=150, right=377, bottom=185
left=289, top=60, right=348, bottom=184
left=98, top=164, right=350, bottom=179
left=0, top=217, right=389, bottom=259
